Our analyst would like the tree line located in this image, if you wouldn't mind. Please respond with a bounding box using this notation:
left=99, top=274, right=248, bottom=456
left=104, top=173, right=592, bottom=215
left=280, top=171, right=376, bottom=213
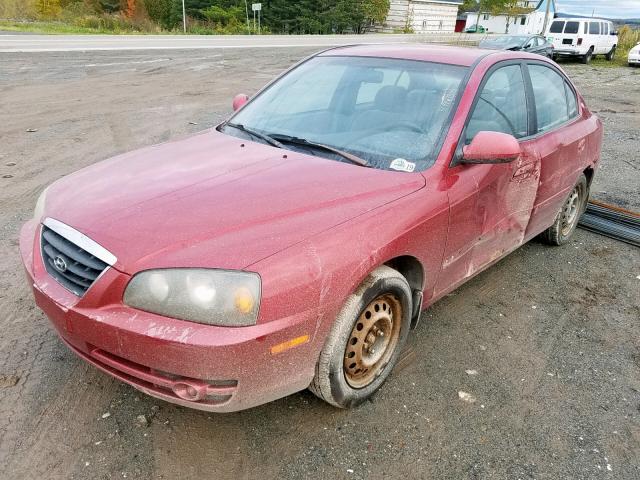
left=0, top=0, right=391, bottom=34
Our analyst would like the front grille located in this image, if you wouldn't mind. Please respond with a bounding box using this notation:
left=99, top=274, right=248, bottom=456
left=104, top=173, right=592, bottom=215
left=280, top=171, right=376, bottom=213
left=41, top=226, right=108, bottom=296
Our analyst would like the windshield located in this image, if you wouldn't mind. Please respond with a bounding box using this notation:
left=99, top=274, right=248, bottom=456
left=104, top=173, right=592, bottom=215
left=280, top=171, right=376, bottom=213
left=224, top=56, right=467, bottom=172
left=485, top=36, right=529, bottom=46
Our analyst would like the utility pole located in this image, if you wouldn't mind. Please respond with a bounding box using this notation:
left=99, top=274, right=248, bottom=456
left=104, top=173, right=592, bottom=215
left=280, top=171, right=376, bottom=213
left=541, top=0, right=551, bottom=34
left=475, top=0, right=481, bottom=33
left=182, top=0, right=186, bottom=33
left=245, top=0, right=250, bottom=30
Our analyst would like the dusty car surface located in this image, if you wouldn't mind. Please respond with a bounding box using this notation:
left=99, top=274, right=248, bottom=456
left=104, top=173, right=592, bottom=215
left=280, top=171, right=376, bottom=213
left=480, top=34, right=554, bottom=58
left=629, top=42, right=640, bottom=66
left=20, top=44, right=603, bottom=412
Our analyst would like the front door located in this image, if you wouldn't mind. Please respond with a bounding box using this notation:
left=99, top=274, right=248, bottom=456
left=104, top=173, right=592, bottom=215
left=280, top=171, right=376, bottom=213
left=435, top=62, right=540, bottom=296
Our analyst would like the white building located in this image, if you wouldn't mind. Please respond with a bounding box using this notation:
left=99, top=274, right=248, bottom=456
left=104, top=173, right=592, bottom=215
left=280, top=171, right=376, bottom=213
left=374, top=0, right=464, bottom=33
left=465, top=0, right=556, bottom=35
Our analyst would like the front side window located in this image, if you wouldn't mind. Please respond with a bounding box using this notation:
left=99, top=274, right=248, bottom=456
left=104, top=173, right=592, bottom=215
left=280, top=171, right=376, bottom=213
left=465, top=64, right=528, bottom=144
left=529, top=64, right=576, bottom=133
left=226, top=56, right=467, bottom=171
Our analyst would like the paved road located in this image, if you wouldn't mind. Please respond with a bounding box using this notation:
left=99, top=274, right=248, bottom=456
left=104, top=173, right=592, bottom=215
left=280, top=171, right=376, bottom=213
left=0, top=33, right=476, bottom=53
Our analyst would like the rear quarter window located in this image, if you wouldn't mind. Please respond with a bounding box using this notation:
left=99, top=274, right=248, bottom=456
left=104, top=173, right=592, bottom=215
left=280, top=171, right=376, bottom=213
left=589, top=22, right=600, bottom=34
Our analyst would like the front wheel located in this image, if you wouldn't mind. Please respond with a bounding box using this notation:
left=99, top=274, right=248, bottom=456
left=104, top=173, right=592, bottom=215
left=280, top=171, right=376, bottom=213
left=309, top=266, right=412, bottom=408
left=541, top=174, right=589, bottom=246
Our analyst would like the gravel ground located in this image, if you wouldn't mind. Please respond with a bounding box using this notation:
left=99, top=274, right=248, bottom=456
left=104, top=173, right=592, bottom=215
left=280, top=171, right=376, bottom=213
left=0, top=49, right=638, bottom=480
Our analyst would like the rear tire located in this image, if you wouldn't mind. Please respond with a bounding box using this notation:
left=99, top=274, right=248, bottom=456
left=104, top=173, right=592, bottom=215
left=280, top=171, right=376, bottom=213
left=541, top=174, right=589, bottom=246
left=309, top=266, right=412, bottom=408
left=581, top=48, right=594, bottom=64
left=606, top=46, right=616, bottom=61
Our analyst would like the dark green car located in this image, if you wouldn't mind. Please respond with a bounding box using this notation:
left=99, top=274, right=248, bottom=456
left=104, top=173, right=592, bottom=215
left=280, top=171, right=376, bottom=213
left=465, top=25, right=487, bottom=33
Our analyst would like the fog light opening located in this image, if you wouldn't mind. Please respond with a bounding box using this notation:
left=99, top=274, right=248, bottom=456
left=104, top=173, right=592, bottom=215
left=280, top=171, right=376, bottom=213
left=172, top=382, right=206, bottom=401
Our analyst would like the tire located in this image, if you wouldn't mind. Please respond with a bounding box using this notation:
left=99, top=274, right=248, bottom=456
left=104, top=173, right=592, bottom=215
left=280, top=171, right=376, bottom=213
left=606, top=46, right=616, bottom=61
left=541, top=174, right=589, bottom=246
left=581, top=48, right=594, bottom=64
left=309, top=265, right=412, bottom=408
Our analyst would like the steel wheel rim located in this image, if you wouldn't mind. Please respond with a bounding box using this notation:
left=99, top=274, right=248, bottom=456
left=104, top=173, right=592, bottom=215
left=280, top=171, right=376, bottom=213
left=343, top=293, right=402, bottom=389
left=561, top=186, right=581, bottom=236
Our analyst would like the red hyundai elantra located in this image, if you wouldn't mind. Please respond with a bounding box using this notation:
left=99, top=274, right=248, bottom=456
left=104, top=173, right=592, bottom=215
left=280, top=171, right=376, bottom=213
left=20, top=45, right=602, bottom=412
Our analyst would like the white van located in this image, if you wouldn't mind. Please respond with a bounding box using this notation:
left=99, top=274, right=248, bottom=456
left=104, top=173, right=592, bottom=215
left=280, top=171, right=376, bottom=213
left=547, top=17, right=618, bottom=64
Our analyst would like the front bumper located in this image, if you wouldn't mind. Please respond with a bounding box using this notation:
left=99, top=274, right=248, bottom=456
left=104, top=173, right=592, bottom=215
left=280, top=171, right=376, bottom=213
left=20, top=220, right=318, bottom=412
left=628, top=55, right=640, bottom=65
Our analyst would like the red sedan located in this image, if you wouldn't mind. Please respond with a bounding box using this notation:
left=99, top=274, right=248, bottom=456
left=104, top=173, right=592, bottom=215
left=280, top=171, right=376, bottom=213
left=20, top=45, right=602, bottom=412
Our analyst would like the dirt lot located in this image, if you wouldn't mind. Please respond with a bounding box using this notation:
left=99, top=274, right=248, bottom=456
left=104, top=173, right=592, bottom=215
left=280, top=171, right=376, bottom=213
left=0, top=48, right=639, bottom=480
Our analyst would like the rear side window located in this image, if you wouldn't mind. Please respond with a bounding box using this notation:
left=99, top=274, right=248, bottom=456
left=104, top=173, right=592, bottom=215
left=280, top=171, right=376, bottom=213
left=565, top=21, right=580, bottom=34
left=589, top=22, right=600, bottom=34
left=466, top=65, right=528, bottom=143
left=549, top=21, right=564, bottom=33
left=529, top=64, right=576, bottom=133
left=584, top=23, right=588, bottom=34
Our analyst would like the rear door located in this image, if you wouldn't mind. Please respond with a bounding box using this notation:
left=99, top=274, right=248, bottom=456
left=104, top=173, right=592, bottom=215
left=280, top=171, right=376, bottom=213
left=548, top=20, right=582, bottom=51
left=524, top=62, right=588, bottom=237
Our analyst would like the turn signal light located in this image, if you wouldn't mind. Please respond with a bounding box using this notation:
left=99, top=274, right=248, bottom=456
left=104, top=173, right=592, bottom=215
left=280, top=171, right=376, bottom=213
left=270, top=335, right=310, bottom=355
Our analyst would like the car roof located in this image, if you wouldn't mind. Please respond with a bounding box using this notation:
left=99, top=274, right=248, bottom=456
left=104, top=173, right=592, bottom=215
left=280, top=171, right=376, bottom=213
left=319, top=44, right=496, bottom=67
left=553, top=17, right=611, bottom=22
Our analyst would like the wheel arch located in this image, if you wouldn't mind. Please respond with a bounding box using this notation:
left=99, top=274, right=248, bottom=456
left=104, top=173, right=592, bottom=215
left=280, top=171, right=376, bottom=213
left=383, top=255, right=425, bottom=328
left=583, top=165, right=595, bottom=187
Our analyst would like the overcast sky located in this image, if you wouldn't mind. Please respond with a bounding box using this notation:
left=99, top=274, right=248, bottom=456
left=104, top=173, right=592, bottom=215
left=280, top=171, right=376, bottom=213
left=556, top=0, right=640, bottom=18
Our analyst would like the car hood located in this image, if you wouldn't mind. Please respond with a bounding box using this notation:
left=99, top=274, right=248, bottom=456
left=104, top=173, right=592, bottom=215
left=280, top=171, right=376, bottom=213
left=44, top=129, right=425, bottom=274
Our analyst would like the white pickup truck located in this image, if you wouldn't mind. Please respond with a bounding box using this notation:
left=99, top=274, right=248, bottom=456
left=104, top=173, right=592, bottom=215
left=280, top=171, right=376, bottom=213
left=547, top=17, right=618, bottom=64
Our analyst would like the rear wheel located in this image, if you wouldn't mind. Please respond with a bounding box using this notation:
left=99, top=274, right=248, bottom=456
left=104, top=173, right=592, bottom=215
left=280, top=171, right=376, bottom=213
left=581, top=48, right=594, bottom=64
left=606, top=46, right=616, bottom=61
left=541, top=174, right=589, bottom=246
left=309, top=266, right=412, bottom=408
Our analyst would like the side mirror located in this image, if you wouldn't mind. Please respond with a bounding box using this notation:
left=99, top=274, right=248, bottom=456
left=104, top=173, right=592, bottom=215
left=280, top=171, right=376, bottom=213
left=232, top=94, right=249, bottom=111
left=461, top=131, right=521, bottom=164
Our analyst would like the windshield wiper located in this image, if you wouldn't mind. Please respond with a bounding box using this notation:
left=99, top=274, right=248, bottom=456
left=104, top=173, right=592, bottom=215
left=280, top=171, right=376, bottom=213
left=269, top=134, right=370, bottom=167
left=224, top=123, right=284, bottom=149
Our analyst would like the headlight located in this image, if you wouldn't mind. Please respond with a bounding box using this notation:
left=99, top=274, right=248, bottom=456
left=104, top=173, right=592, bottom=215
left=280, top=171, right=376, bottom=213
left=33, top=187, right=49, bottom=221
left=124, top=269, right=261, bottom=327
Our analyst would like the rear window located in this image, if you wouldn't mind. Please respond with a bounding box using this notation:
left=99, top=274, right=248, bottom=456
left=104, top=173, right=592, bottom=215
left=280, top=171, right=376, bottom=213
left=549, top=21, right=564, bottom=33
left=565, top=22, right=580, bottom=34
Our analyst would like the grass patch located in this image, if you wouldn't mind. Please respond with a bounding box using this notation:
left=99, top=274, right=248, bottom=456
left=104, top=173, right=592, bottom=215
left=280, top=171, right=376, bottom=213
left=0, top=20, right=149, bottom=35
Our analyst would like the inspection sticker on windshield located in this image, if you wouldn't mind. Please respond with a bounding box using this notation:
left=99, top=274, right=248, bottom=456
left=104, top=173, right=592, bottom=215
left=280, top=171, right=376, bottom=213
left=389, top=158, right=415, bottom=172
